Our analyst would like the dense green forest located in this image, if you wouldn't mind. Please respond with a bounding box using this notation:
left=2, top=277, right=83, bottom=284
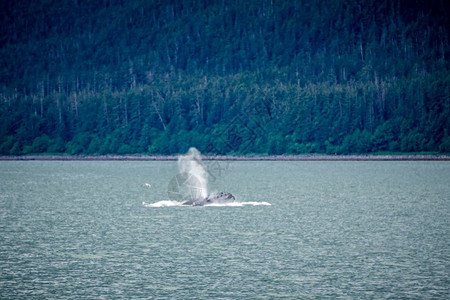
left=1, top=0, right=449, bottom=155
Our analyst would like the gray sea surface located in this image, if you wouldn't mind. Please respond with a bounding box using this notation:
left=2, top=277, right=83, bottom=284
left=0, top=161, right=449, bottom=299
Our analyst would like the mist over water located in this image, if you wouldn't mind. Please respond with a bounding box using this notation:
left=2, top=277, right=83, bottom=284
left=178, top=147, right=208, bottom=199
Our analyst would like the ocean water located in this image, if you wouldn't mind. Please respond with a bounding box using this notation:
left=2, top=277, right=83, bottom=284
left=0, top=160, right=449, bottom=298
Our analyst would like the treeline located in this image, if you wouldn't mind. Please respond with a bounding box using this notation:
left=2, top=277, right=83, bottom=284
left=0, top=0, right=449, bottom=155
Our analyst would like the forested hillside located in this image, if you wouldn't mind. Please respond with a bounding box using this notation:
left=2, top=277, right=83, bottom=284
left=1, top=0, right=449, bottom=155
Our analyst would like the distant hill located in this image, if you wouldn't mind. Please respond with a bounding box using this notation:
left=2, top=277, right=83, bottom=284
left=1, top=0, right=449, bottom=155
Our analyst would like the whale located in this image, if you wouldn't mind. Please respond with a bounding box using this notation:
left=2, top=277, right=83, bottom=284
left=182, top=192, right=235, bottom=206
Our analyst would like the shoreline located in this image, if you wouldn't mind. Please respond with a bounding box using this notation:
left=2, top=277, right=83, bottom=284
left=1, top=154, right=449, bottom=161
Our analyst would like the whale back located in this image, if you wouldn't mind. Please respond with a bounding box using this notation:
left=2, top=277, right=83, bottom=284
left=182, top=192, right=235, bottom=206
left=204, top=192, right=235, bottom=204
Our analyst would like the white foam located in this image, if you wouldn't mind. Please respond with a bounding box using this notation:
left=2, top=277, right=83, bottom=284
left=240, top=201, right=272, bottom=206
left=207, top=201, right=272, bottom=207
left=142, top=200, right=183, bottom=207
left=142, top=201, right=271, bottom=207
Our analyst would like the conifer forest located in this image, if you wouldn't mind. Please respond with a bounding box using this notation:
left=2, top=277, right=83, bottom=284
left=1, top=0, right=449, bottom=155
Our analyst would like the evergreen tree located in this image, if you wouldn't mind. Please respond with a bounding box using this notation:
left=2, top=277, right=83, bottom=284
left=0, top=0, right=448, bottom=155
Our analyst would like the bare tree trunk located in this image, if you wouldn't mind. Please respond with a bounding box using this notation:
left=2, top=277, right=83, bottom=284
left=153, top=92, right=167, bottom=130
left=152, top=101, right=166, bottom=130
left=40, top=81, right=44, bottom=117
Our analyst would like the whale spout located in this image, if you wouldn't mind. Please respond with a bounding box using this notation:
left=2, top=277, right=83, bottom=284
left=182, top=192, right=235, bottom=206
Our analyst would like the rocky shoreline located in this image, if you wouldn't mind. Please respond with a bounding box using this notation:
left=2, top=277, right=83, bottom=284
left=1, top=154, right=449, bottom=161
